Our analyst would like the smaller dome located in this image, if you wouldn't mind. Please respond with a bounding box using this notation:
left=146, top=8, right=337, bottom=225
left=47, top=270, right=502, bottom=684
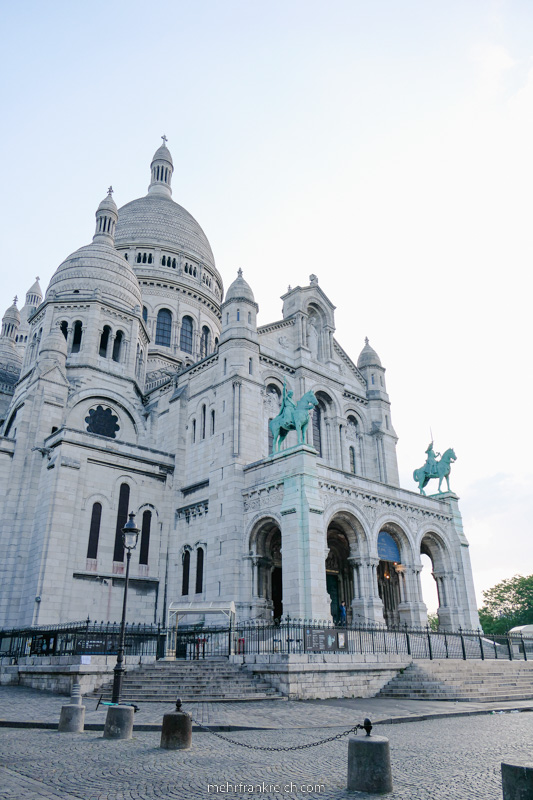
left=357, top=337, right=382, bottom=369
left=225, top=269, right=255, bottom=303
left=2, top=298, right=20, bottom=326
left=151, top=142, right=173, bottom=167
left=26, top=278, right=42, bottom=301
left=97, top=188, right=118, bottom=215
left=39, top=325, right=68, bottom=360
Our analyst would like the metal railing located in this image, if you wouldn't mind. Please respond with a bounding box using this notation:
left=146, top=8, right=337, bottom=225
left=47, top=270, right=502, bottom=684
left=0, top=620, right=166, bottom=659
left=170, top=619, right=533, bottom=662
left=1, top=618, right=531, bottom=663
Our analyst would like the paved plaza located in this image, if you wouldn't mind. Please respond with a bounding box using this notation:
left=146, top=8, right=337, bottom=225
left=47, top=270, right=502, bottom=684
left=1, top=686, right=533, bottom=798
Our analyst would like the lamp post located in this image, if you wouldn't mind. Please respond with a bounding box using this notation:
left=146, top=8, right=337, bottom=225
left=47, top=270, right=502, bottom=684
left=111, top=512, right=140, bottom=704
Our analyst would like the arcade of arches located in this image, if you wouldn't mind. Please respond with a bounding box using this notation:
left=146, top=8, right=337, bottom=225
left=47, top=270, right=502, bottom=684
left=249, top=516, right=457, bottom=628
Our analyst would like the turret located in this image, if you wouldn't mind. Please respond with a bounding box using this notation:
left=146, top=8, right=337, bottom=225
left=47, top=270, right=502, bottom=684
left=147, top=135, right=173, bottom=198
left=93, top=187, right=118, bottom=244
left=220, top=269, right=258, bottom=344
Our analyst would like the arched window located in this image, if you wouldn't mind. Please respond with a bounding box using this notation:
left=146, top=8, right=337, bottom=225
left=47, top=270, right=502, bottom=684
left=99, top=325, right=111, bottom=357
left=195, top=547, right=204, bottom=594
left=349, top=446, right=356, bottom=474
left=182, top=550, right=190, bottom=595
left=136, top=253, right=142, bottom=263
left=211, top=409, right=215, bottom=435
left=248, top=311, right=252, bottom=324
left=200, top=326, right=210, bottom=358
left=139, top=509, right=151, bottom=565
left=71, top=321, right=83, bottom=353
left=237, top=309, right=240, bottom=321
left=148, top=253, right=153, bottom=264
left=155, top=309, right=172, bottom=347
left=87, top=502, right=102, bottom=560
left=180, top=315, right=193, bottom=353
left=214, top=337, right=219, bottom=350
left=201, top=405, right=206, bottom=439
left=248, top=358, right=253, bottom=374
left=113, top=483, right=130, bottom=562
left=112, top=330, right=123, bottom=362
left=312, top=406, right=322, bottom=456
left=192, top=419, right=196, bottom=443
left=60, top=321, right=68, bottom=340
left=142, top=306, right=148, bottom=323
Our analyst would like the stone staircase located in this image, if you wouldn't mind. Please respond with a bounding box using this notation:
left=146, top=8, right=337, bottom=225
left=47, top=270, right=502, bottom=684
left=91, top=657, right=285, bottom=702
left=378, top=659, right=533, bottom=702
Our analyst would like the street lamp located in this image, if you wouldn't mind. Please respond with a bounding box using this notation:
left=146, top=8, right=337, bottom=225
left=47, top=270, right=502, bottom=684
left=111, top=512, right=140, bottom=704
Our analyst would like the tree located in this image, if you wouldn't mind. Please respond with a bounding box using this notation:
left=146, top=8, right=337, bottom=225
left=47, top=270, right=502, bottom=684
left=478, top=574, right=533, bottom=634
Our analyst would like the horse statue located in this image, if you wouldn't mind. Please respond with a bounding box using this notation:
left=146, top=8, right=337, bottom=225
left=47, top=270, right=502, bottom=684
left=269, top=390, right=318, bottom=453
left=413, top=447, right=457, bottom=495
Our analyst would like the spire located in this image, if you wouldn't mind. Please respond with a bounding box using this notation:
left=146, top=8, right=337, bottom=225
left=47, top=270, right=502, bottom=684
left=148, top=136, right=173, bottom=198
left=25, top=277, right=42, bottom=309
left=93, top=187, right=118, bottom=244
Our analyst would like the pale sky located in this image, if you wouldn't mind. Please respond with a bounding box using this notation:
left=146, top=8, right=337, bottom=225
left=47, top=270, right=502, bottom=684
left=1, top=0, right=532, bottom=614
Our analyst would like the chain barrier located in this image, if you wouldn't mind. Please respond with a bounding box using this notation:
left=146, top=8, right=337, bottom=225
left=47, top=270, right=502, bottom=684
left=191, top=718, right=372, bottom=752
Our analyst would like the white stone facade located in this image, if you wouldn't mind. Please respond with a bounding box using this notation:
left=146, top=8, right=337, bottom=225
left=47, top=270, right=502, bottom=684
left=0, top=143, right=480, bottom=633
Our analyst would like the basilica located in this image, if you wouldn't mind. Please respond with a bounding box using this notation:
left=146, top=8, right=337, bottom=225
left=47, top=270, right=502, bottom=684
left=0, top=142, right=480, bottom=632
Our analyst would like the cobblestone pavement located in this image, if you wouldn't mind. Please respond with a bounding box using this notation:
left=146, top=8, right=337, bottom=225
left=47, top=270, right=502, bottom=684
left=1, top=684, right=533, bottom=729
left=0, top=712, right=532, bottom=799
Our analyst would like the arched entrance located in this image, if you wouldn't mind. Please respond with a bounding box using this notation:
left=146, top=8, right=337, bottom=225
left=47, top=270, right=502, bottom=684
left=377, top=530, right=402, bottom=628
left=326, top=529, right=352, bottom=622
left=420, top=532, right=455, bottom=630
left=249, top=519, right=283, bottom=620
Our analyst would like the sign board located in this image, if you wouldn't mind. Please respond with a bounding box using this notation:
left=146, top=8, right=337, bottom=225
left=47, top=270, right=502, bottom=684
left=304, top=628, right=348, bottom=652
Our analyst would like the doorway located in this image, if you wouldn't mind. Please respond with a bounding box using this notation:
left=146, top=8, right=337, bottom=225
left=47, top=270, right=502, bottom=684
left=272, top=567, right=283, bottom=620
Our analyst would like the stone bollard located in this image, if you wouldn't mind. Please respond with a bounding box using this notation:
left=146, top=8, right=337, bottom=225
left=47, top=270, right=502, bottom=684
left=103, top=705, right=134, bottom=740
left=160, top=698, right=192, bottom=750
left=58, top=703, right=85, bottom=733
left=70, top=680, right=82, bottom=706
left=502, top=762, right=533, bottom=799
left=347, top=720, right=392, bottom=794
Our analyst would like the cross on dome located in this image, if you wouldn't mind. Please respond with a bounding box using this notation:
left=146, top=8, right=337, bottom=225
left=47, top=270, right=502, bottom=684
left=161, top=134, right=168, bottom=145
left=107, top=186, right=113, bottom=196
left=365, top=337, right=369, bottom=345
left=13, top=296, right=18, bottom=305
left=237, top=268, right=243, bottom=278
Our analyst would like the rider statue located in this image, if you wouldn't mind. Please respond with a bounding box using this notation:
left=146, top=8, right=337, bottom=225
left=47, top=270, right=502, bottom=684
left=279, top=382, right=296, bottom=428
left=424, top=442, right=441, bottom=478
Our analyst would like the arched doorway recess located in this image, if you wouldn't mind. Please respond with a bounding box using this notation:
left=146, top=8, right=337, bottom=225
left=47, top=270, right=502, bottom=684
left=326, top=526, right=352, bottom=622
left=420, top=532, right=456, bottom=630
left=249, top=519, right=283, bottom=620
left=377, top=529, right=403, bottom=628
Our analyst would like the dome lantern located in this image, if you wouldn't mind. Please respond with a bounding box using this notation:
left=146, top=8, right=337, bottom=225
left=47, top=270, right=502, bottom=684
left=1, top=297, right=20, bottom=340
left=93, top=187, right=118, bottom=244
left=148, top=135, right=174, bottom=198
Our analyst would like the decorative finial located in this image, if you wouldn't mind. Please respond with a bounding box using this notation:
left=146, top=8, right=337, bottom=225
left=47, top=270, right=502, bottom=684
left=161, top=134, right=168, bottom=145
left=237, top=268, right=243, bottom=278
left=365, top=337, right=369, bottom=345
left=288, top=285, right=291, bottom=292
left=107, top=186, right=113, bottom=196
left=13, top=295, right=18, bottom=305
left=36, top=276, right=40, bottom=282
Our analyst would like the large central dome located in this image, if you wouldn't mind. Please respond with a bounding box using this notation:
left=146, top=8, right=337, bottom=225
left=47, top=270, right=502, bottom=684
left=115, top=194, right=216, bottom=270
left=114, top=141, right=216, bottom=273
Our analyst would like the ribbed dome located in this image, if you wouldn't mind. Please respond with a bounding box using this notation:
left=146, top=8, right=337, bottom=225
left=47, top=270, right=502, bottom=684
left=357, top=338, right=382, bottom=369
left=47, top=241, right=142, bottom=310
left=225, top=269, right=255, bottom=303
left=2, top=300, right=20, bottom=326
left=115, top=195, right=216, bottom=271
left=151, top=144, right=173, bottom=167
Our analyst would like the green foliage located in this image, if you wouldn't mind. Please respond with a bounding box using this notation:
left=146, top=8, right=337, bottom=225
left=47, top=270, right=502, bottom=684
left=427, top=612, right=439, bottom=631
left=478, top=574, right=533, bottom=634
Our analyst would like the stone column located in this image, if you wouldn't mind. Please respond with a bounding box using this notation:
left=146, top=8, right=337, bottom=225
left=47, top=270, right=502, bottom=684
left=276, top=445, right=331, bottom=620
left=232, top=379, right=241, bottom=456
left=66, top=325, right=74, bottom=353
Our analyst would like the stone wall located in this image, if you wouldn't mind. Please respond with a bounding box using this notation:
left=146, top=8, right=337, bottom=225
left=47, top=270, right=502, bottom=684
left=0, top=654, right=156, bottom=696
left=231, top=652, right=412, bottom=699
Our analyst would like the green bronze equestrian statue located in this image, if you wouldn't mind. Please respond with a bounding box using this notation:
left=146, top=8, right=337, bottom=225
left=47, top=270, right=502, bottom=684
left=413, top=442, right=457, bottom=495
left=269, top=385, right=318, bottom=453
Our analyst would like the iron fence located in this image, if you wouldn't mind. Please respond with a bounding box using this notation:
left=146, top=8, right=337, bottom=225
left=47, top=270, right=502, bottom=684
left=1, top=618, right=531, bottom=663
left=170, top=620, right=533, bottom=662
left=0, top=620, right=165, bottom=659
